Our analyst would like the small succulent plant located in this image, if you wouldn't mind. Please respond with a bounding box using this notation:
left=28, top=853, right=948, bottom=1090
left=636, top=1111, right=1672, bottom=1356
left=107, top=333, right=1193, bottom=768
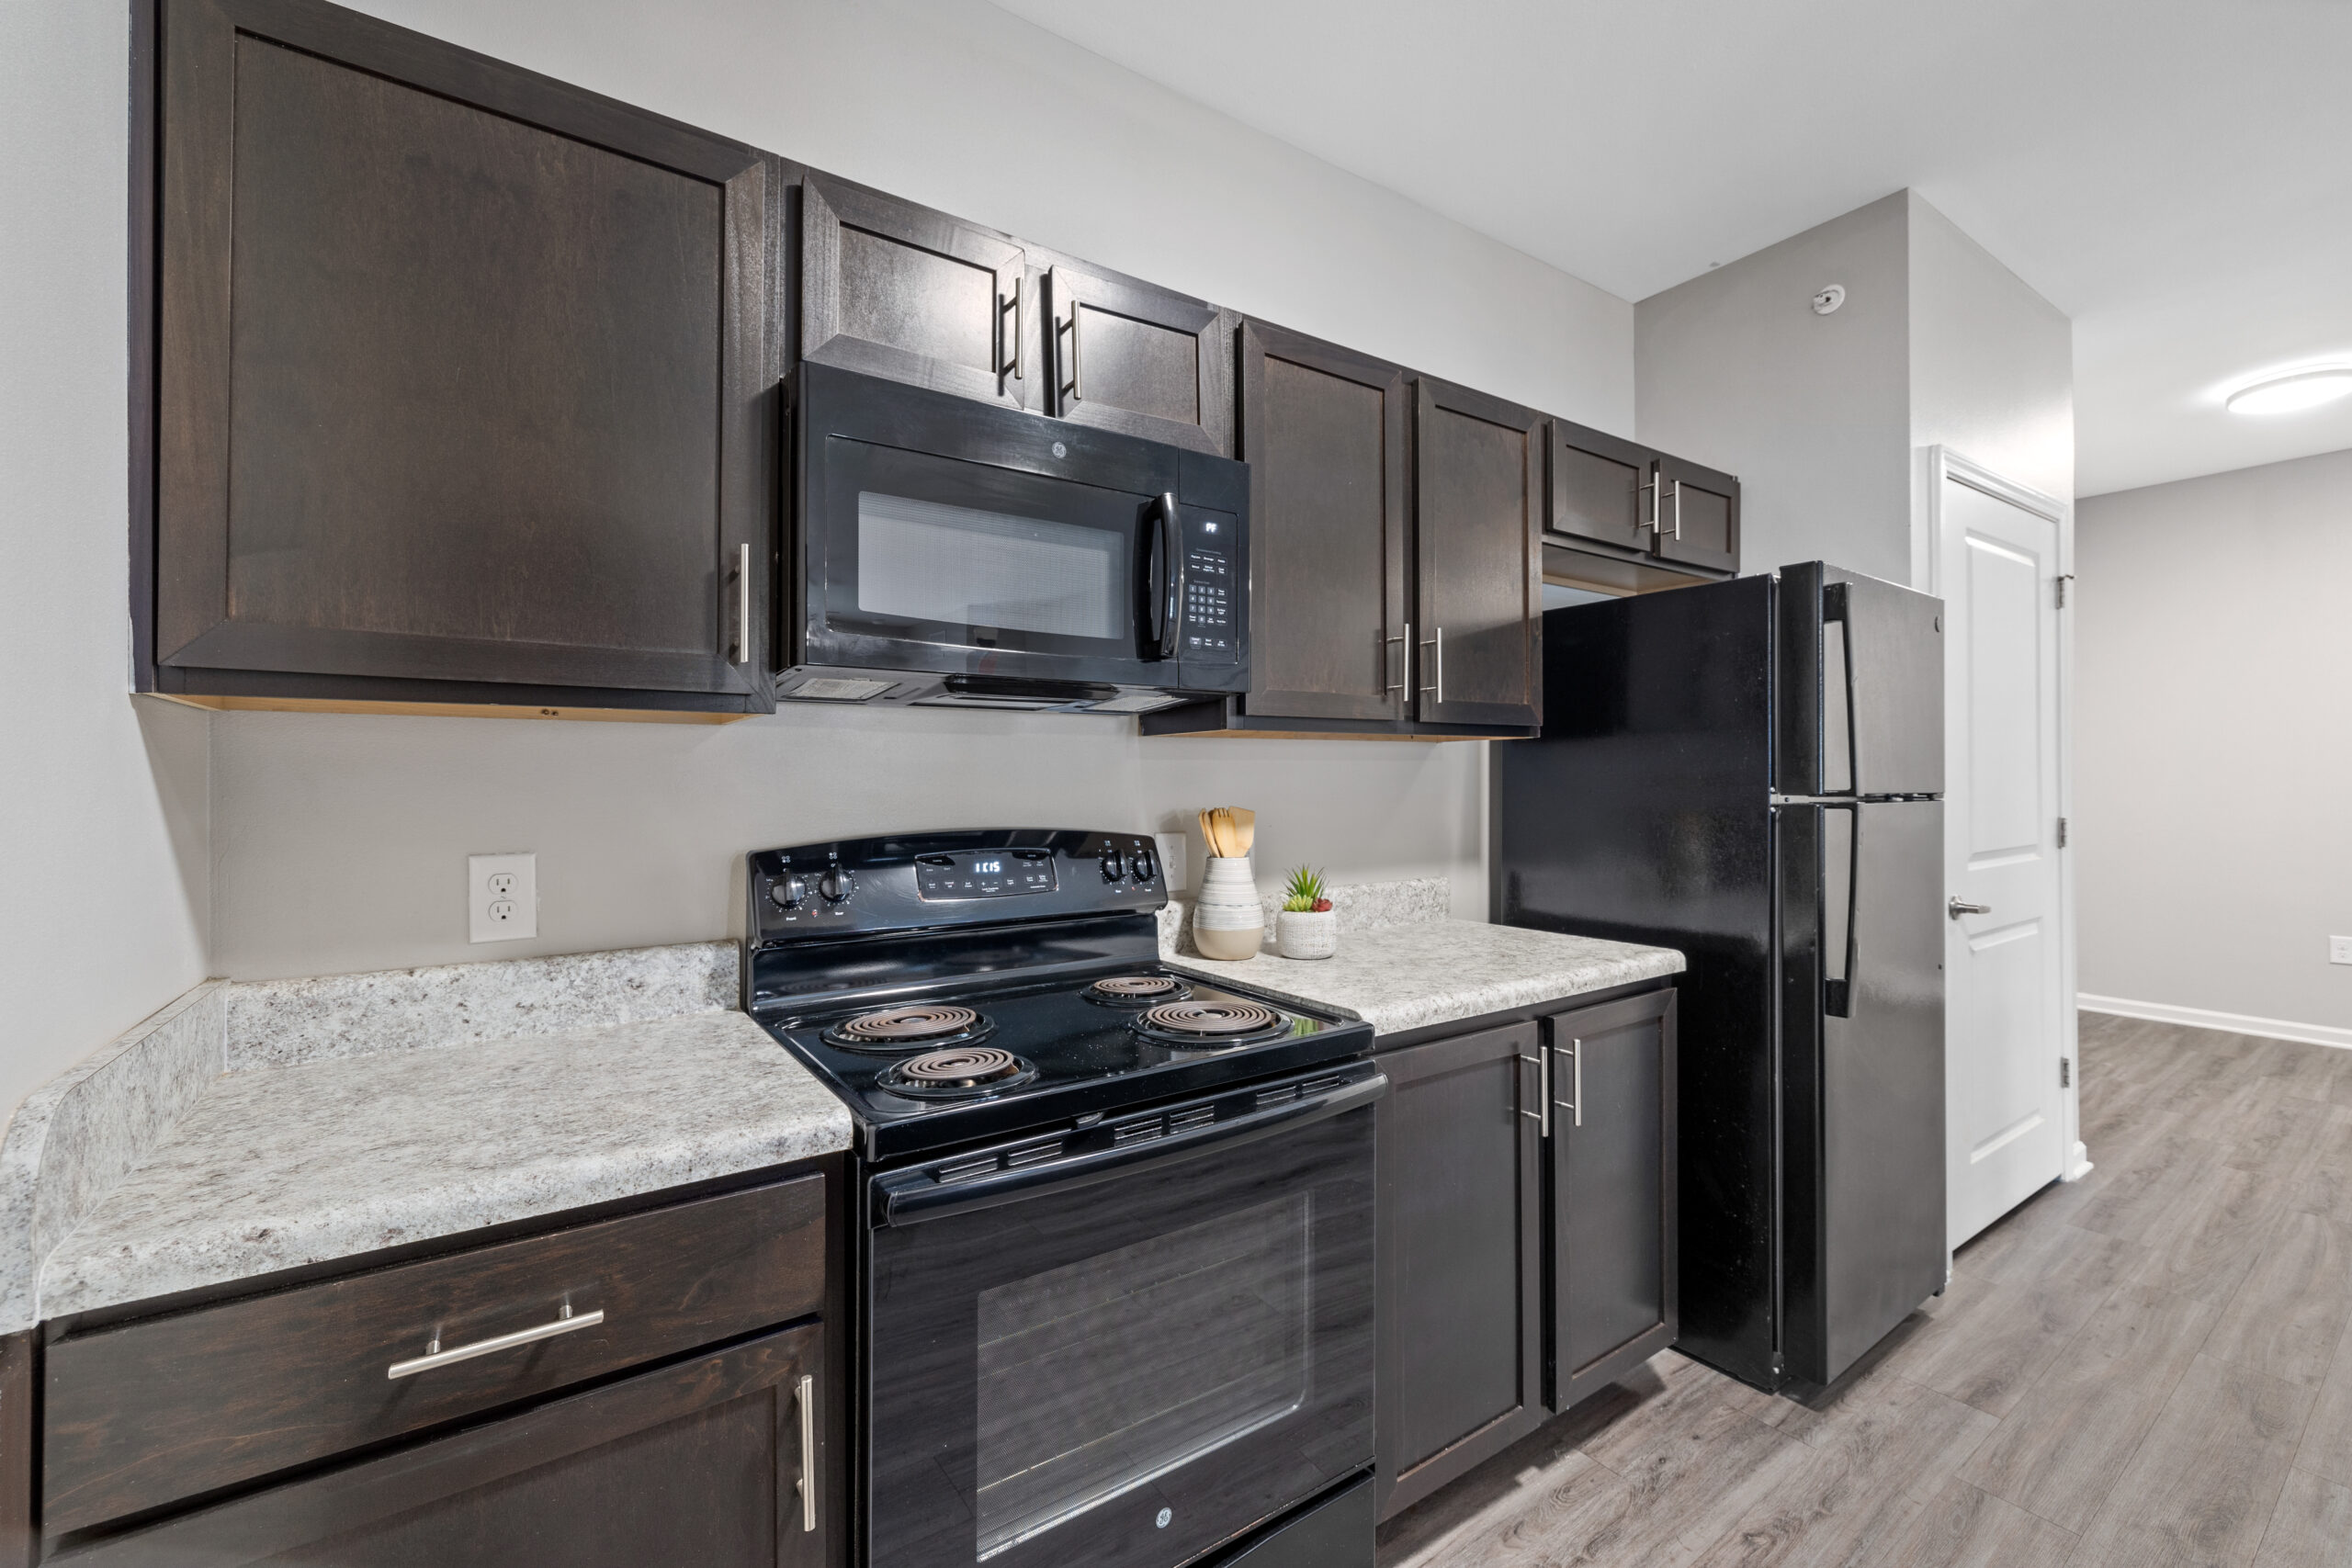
left=1281, top=865, right=1333, bottom=914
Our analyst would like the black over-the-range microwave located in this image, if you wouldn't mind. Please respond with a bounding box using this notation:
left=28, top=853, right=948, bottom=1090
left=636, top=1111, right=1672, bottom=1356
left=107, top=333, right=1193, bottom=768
left=775, top=362, right=1250, bottom=713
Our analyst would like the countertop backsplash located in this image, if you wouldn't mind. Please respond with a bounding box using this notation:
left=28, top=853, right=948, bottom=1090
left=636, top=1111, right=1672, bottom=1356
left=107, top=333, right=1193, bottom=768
left=1156, top=875, right=1452, bottom=957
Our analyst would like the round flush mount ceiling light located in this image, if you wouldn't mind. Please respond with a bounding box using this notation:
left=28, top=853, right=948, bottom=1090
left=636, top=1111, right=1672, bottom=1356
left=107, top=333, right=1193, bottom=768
left=2225, top=367, right=2352, bottom=416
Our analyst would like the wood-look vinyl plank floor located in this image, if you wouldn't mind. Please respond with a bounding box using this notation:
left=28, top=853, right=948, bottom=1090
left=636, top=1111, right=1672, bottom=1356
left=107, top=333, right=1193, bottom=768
left=1380, top=1015, right=2352, bottom=1568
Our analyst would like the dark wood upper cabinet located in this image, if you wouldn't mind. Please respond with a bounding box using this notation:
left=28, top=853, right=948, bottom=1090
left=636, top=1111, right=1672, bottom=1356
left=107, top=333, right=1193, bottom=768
left=146, top=0, right=779, bottom=716
left=1654, top=452, right=1741, bottom=575
left=800, top=173, right=1026, bottom=411
left=1045, top=262, right=1234, bottom=455
left=1236, top=321, right=1408, bottom=723
left=1412, top=379, right=1543, bottom=729
left=1548, top=419, right=1650, bottom=555
left=1547, top=990, right=1679, bottom=1414
left=1544, top=420, right=1743, bottom=592
left=1374, top=1021, right=1544, bottom=1521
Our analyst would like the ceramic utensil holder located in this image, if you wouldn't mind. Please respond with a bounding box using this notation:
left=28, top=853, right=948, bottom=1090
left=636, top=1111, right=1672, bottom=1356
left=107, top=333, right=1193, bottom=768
left=1193, top=856, right=1265, bottom=961
left=1276, top=908, right=1339, bottom=960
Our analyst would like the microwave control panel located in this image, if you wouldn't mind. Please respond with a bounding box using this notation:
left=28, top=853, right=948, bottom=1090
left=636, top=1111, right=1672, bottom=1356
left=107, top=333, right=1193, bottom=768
left=1179, top=509, right=1240, bottom=662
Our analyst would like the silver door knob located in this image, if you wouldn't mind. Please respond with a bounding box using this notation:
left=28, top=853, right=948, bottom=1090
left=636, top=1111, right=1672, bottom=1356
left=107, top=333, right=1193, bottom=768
left=1948, top=897, right=1992, bottom=919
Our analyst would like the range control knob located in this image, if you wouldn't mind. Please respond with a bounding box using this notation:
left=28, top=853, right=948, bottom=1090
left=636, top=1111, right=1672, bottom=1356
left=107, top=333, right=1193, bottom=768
left=1131, top=849, right=1158, bottom=882
left=769, top=874, right=807, bottom=909
left=819, top=866, right=854, bottom=904
left=1101, top=847, right=1126, bottom=882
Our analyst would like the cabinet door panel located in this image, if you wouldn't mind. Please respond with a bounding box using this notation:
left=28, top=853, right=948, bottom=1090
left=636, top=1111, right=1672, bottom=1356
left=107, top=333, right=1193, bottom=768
left=1655, top=455, right=1740, bottom=575
left=1238, top=322, right=1407, bottom=722
left=1549, top=421, right=1650, bottom=554
left=62, top=1325, right=830, bottom=1568
left=1550, top=990, right=1679, bottom=1413
left=154, top=0, right=774, bottom=701
left=1413, top=380, right=1543, bottom=728
left=802, top=172, right=1024, bottom=409
left=1047, top=264, right=1234, bottom=455
left=1375, top=1021, right=1543, bottom=1520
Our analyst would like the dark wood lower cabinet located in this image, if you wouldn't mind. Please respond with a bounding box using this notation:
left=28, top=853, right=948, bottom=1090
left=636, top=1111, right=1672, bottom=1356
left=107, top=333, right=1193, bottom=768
left=1374, top=1021, right=1544, bottom=1519
left=1548, top=990, right=1679, bottom=1412
left=28, top=1163, right=842, bottom=1566
left=57, top=1325, right=827, bottom=1568
left=1374, top=987, right=1679, bottom=1522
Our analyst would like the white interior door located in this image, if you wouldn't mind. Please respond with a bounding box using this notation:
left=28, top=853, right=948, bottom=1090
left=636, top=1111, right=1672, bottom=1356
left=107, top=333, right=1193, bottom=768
left=1938, top=463, right=2070, bottom=1247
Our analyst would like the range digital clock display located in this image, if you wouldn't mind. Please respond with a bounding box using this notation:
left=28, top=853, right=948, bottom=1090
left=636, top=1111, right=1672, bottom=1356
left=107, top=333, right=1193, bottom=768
left=915, top=851, right=1056, bottom=900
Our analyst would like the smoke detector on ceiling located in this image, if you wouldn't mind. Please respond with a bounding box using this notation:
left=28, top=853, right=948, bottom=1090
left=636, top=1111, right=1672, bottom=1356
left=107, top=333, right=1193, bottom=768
left=1811, top=285, right=1846, bottom=315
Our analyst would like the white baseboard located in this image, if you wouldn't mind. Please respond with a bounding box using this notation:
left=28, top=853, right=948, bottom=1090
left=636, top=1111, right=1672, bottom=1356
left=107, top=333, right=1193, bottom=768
left=2077, top=993, right=2352, bottom=1052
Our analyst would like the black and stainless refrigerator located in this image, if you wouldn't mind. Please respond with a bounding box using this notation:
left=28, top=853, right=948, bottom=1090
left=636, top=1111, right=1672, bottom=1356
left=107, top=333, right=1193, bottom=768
left=1493, top=562, right=1945, bottom=1393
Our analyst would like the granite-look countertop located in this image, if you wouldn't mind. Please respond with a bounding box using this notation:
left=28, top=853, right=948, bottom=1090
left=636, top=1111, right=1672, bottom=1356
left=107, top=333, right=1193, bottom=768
left=1166, top=919, right=1682, bottom=1037
left=38, top=1010, right=849, bottom=1320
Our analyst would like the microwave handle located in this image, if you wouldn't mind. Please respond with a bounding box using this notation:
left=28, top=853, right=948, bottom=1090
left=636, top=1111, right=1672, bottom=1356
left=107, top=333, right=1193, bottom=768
left=876, top=1071, right=1387, bottom=1226
left=1141, top=493, right=1181, bottom=661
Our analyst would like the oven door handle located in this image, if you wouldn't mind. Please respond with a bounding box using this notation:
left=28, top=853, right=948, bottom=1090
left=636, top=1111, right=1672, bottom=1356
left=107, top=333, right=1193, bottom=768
left=875, top=1070, right=1386, bottom=1226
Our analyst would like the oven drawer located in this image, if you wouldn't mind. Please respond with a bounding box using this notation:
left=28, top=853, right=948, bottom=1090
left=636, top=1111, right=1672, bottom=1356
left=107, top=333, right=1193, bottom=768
left=43, top=1172, right=827, bottom=1538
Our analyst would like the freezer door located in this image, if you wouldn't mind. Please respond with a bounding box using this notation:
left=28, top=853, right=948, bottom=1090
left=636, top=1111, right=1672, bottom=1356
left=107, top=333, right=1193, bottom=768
left=1776, top=564, right=1945, bottom=798
left=1781, top=799, right=1946, bottom=1387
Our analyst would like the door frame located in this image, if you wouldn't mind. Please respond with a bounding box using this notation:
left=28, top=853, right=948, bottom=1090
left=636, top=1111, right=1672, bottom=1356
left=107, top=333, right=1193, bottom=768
left=1920, top=446, right=2088, bottom=1200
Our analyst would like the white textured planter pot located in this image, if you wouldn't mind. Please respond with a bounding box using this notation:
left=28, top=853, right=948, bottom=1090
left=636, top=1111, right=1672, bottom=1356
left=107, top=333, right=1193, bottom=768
left=1192, top=856, right=1264, bottom=961
left=1276, top=909, right=1338, bottom=960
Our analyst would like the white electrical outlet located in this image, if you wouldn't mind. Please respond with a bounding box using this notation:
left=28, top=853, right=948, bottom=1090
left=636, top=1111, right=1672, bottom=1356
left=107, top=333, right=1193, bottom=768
left=469, top=853, right=537, bottom=943
left=1155, top=833, right=1190, bottom=891
left=2332, top=935, right=2352, bottom=966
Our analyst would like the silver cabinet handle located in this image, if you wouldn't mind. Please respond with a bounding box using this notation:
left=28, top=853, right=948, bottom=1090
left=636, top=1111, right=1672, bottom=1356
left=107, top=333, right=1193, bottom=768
left=1554, top=1038, right=1582, bottom=1128
left=1057, top=306, right=1081, bottom=403
left=1637, top=471, right=1660, bottom=533
left=1385, top=622, right=1411, bottom=693
left=1671, top=479, right=1683, bottom=540
left=386, top=1303, right=604, bottom=1380
left=1516, top=1051, right=1551, bottom=1137
left=732, top=542, right=752, bottom=665
left=796, top=1371, right=818, bottom=1533
left=1948, top=897, right=1992, bottom=919
left=1419, top=627, right=1444, bottom=703
left=998, top=279, right=1022, bottom=382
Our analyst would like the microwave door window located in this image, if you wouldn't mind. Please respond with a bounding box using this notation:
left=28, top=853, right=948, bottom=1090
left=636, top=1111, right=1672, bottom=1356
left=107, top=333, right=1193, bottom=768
left=857, top=491, right=1129, bottom=644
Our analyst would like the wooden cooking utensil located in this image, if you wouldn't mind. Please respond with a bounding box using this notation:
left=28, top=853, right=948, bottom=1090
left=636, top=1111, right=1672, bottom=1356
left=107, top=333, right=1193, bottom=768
left=1229, top=808, right=1255, bottom=855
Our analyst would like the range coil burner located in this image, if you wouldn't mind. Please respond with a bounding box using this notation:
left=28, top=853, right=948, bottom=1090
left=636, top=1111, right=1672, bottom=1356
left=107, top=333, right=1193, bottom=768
left=876, top=1045, right=1037, bottom=1099
left=823, top=1004, right=995, bottom=1055
left=1131, top=998, right=1291, bottom=1049
left=1083, top=975, right=1193, bottom=1008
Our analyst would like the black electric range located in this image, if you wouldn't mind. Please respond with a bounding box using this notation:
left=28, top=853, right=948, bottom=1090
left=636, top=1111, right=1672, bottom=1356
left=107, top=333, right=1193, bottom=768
left=741, top=829, right=1382, bottom=1568
left=742, top=829, right=1375, bottom=1163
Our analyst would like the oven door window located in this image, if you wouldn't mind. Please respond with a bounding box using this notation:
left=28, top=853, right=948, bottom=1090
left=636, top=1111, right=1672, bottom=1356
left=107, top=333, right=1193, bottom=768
left=865, top=1108, right=1374, bottom=1568
left=822, top=437, right=1145, bottom=657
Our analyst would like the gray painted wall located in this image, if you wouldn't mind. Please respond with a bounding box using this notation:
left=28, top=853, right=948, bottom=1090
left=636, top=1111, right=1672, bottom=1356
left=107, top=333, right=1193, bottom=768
left=1636, top=191, right=2074, bottom=589
left=2076, top=447, right=2352, bottom=1032
left=1634, top=193, right=1914, bottom=582
left=1907, top=193, right=2075, bottom=521
left=0, top=5, right=212, bottom=1117
left=67, top=0, right=1633, bottom=988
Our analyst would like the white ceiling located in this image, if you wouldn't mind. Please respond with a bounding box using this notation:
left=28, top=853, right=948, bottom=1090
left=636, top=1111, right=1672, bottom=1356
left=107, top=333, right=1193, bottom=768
left=990, top=0, right=2352, bottom=497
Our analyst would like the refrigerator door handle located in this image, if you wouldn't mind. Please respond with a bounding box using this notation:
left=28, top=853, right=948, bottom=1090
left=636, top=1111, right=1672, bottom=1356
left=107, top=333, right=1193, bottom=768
left=1824, top=802, right=1861, bottom=1019
left=1823, top=581, right=1860, bottom=795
